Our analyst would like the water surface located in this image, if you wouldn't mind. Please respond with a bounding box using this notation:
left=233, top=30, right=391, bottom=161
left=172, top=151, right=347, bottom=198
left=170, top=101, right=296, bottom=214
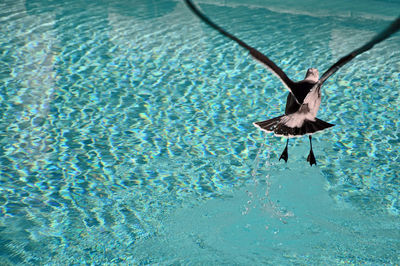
left=0, top=0, right=399, bottom=264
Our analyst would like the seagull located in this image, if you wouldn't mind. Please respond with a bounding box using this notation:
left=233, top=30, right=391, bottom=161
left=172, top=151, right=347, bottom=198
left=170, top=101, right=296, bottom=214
left=185, top=0, right=400, bottom=165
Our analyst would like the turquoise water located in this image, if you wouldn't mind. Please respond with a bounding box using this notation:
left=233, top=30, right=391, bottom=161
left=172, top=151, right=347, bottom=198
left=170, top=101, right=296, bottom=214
left=0, top=0, right=399, bottom=264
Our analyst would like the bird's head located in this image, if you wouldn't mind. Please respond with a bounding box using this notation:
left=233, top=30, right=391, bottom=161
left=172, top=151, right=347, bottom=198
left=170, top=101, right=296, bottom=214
left=305, top=68, right=319, bottom=82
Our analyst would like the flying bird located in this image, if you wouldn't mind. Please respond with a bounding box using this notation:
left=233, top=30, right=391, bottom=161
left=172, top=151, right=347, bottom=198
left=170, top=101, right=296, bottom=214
left=184, top=0, right=400, bottom=165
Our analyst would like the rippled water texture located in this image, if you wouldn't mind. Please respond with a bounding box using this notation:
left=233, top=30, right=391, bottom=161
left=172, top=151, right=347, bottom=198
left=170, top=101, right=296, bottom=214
left=0, top=0, right=399, bottom=264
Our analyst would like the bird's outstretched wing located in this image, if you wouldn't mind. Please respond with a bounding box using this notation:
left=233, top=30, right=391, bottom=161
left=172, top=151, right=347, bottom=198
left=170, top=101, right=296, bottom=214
left=184, top=0, right=295, bottom=93
left=319, top=17, right=400, bottom=84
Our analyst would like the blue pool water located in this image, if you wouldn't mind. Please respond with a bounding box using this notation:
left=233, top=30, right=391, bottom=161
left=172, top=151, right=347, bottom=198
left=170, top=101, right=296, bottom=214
left=0, top=0, right=399, bottom=264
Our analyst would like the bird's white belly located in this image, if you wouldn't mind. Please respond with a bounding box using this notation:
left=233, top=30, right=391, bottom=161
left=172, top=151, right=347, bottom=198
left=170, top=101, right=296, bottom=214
left=304, top=86, right=322, bottom=118
left=282, top=91, right=321, bottom=128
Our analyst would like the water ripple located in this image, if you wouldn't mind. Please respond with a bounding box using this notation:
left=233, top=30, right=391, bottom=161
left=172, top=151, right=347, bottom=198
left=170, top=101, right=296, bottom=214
left=0, top=0, right=399, bottom=264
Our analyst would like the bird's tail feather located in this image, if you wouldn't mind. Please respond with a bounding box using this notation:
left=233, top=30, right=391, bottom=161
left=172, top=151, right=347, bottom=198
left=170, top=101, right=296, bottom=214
left=253, top=115, right=334, bottom=137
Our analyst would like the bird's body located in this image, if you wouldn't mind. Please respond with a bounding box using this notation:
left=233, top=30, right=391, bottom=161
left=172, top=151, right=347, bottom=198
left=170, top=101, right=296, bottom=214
left=254, top=68, right=333, bottom=139
left=253, top=68, right=333, bottom=164
left=184, top=0, right=400, bottom=165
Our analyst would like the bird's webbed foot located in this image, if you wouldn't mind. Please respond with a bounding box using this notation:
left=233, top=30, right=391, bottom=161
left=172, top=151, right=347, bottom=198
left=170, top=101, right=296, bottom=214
left=307, top=149, right=316, bottom=166
left=307, top=136, right=316, bottom=166
left=279, top=139, right=289, bottom=163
